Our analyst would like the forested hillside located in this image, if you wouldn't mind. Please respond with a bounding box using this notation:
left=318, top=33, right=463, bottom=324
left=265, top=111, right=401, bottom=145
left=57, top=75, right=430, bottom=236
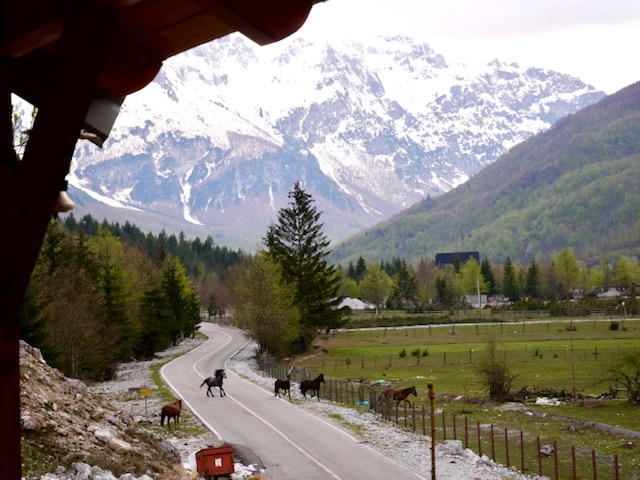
left=19, top=214, right=246, bottom=381
left=331, top=81, right=640, bottom=267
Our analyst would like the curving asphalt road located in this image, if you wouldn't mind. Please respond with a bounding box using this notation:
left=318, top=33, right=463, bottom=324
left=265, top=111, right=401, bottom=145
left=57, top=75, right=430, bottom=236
left=161, top=322, right=428, bottom=479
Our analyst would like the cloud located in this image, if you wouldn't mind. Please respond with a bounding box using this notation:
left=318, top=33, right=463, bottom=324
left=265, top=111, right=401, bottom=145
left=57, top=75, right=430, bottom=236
left=299, top=0, right=640, bottom=93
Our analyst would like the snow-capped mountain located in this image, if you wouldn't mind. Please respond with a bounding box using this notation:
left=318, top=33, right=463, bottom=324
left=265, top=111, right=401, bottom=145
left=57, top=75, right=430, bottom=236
left=68, top=33, right=604, bottom=249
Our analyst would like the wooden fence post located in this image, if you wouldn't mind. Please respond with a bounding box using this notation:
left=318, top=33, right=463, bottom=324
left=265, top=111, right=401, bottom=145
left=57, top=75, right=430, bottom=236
left=428, top=383, right=436, bottom=480
left=505, top=427, right=510, bottom=468
left=553, top=441, right=559, bottom=480
left=537, top=436, right=542, bottom=476
left=491, top=424, right=495, bottom=461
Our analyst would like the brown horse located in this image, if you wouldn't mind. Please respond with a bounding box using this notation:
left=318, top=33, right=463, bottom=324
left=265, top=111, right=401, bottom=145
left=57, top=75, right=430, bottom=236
left=300, top=373, right=325, bottom=401
left=378, top=386, right=418, bottom=408
left=160, top=399, right=182, bottom=429
left=393, top=386, right=418, bottom=408
left=274, top=375, right=291, bottom=399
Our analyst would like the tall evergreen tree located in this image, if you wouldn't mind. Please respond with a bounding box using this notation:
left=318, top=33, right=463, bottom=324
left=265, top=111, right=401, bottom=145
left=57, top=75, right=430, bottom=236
left=390, top=259, right=417, bottom=309
left=88, top=228, right=134, bottom=361
left=264, top=182, right=349, bottom=350
left=524, top=260, right=540, bottom=298
left=161, top=255, right=199, bottom=345
left=355, top=255, right=367, bottom=283
left=480, top=257, right=498, bottom=296
left=503, top=256, right=520, bottom=302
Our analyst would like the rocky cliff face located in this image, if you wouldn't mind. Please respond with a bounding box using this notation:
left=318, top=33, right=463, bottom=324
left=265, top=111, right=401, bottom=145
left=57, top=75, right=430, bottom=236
left=64, top=33, right=604, bottom=248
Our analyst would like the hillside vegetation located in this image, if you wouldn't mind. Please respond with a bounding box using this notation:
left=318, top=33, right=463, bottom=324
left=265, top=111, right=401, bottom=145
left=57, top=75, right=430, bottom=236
left=331, top=81, right=640, bottom=266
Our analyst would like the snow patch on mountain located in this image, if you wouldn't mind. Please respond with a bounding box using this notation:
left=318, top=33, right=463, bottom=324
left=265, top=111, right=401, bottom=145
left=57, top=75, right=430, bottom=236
left=67, top=33, right=604, bottom=249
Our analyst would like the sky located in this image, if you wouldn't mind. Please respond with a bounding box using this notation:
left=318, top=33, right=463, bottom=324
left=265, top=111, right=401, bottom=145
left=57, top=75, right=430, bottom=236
left=293, top=0, right=640, bottom=94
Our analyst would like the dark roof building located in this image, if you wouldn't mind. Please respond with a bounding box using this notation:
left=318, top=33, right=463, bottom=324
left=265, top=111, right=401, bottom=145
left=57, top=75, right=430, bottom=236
left=435, top=251, right=480, bottom=267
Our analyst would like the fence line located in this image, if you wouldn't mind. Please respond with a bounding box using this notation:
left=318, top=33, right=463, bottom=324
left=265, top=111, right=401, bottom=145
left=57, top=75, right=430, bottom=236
left=257, top=357, right=626, bottom=479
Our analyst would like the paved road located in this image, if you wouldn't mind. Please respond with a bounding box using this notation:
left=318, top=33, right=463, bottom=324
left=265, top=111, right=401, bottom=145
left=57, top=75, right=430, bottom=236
left=161, top=323, right=428, bottom=480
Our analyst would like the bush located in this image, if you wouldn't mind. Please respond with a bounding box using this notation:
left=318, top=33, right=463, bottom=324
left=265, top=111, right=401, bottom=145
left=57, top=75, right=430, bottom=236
left=475, top=335, right=518, bottom=402
left=602, top=349, right=640, bottom=404
left=609, top=321, right=620, bottom=331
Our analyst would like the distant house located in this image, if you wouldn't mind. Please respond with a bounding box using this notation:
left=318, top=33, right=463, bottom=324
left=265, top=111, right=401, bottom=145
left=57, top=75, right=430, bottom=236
left=435, top=251, right=480, bottom=267
left=338, top=297, right=373, bottom=310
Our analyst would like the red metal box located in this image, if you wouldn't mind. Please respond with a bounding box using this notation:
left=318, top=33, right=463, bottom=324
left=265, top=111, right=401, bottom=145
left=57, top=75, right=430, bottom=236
left=195, top=445, right=234, bottom=478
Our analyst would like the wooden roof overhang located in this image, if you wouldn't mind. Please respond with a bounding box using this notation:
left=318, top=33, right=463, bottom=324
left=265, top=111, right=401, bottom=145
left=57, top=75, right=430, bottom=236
left=0, top=2, right=320, bottom=478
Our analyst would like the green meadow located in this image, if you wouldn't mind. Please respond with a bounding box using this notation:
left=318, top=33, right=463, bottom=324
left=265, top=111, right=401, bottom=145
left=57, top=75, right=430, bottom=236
left=301, top=318, right=640, bottom=398
left=289, top=317, right=640, bottom=478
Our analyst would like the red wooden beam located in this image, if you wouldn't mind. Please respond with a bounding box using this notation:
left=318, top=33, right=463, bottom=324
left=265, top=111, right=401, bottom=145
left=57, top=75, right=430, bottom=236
left=0, top=7, right=119, bottom=478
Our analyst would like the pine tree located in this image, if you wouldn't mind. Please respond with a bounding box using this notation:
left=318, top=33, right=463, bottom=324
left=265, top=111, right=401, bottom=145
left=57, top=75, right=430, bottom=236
left=355, top=255, right=367, bottom=283
left=390, top=259, right=417, bottom=309
left=264, top=182, right=349, bottom=350
left=524, top=260, right=540, bottom=298
left=503, top=256, right=520, bottom=302
left=480, top=257, right=498, bottom=296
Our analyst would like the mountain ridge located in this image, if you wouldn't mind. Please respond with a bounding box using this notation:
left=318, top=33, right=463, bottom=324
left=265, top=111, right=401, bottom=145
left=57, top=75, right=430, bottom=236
left=59, top=33, right=604, bottom=249
left=330, top=81, right=640, bottom=267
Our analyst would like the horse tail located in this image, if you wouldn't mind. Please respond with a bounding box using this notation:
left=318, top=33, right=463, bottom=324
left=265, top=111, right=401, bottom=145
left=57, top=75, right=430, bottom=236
left=160, top=410, right=166, bottom=426
left=200, top=379, right=206, bottom=389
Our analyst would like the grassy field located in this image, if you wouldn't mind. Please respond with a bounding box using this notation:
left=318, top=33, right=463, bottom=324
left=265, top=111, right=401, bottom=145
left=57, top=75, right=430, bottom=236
left=301, top=318, right=640, bottom=398
left=286, top=317, right=640, bottom=479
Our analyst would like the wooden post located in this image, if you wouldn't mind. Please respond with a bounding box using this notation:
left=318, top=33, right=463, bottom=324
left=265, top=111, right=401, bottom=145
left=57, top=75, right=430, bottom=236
left=0, top=8, right=119, bottom=480
left=520, top=431, right=525, bottom=473
left=442, top=410, right=446, bottom=440
left=465, top=416, right=469, bottom=449
left=505, top=427, right=510, bottom=467
left=428, top=384, right=436, bottom=480
left=491, top=424, right=496, bottom=461
left=453, top=413, right=457, bottom=439
left=537, top=436, right=542, bottom=476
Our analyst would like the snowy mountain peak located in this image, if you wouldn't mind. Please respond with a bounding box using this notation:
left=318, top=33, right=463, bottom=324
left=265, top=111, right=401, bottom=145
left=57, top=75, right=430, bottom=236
left=67, top=33, right=604, bottom=249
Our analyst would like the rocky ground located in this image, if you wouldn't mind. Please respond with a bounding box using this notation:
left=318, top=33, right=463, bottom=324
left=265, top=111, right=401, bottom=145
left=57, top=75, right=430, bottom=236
left=19, top=340, right=192, bottom=479
left=21, top=330, right=543, bottom=479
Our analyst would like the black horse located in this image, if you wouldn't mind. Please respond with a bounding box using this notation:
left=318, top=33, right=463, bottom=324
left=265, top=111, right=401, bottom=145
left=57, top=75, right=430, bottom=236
left=274, top=375, right=291, bottom=399
left=300, top=373, right=325, bottom=401
left=200, top=369, right=226, bottom=397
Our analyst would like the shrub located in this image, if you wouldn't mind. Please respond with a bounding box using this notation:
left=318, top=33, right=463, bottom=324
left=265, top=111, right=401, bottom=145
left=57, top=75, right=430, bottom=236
left=475, top=335, right=518, bottom=402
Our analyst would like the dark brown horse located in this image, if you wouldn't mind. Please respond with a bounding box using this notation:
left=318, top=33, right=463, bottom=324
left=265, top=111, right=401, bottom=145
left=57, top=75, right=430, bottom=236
left=393, top=386, right=418, bottom=407
left=378, top=386, right=418, bottom=408
left=200, top=369, right=226, bottom=397
left=160, top=399, right=182, bottom=429
left=274, top=375, right=291, bottom=399
left=300, top=373, right=325, bottom=401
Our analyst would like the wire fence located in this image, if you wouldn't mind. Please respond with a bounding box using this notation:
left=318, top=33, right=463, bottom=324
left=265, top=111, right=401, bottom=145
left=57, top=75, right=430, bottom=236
left=257, top=357, right=631, bottom=480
